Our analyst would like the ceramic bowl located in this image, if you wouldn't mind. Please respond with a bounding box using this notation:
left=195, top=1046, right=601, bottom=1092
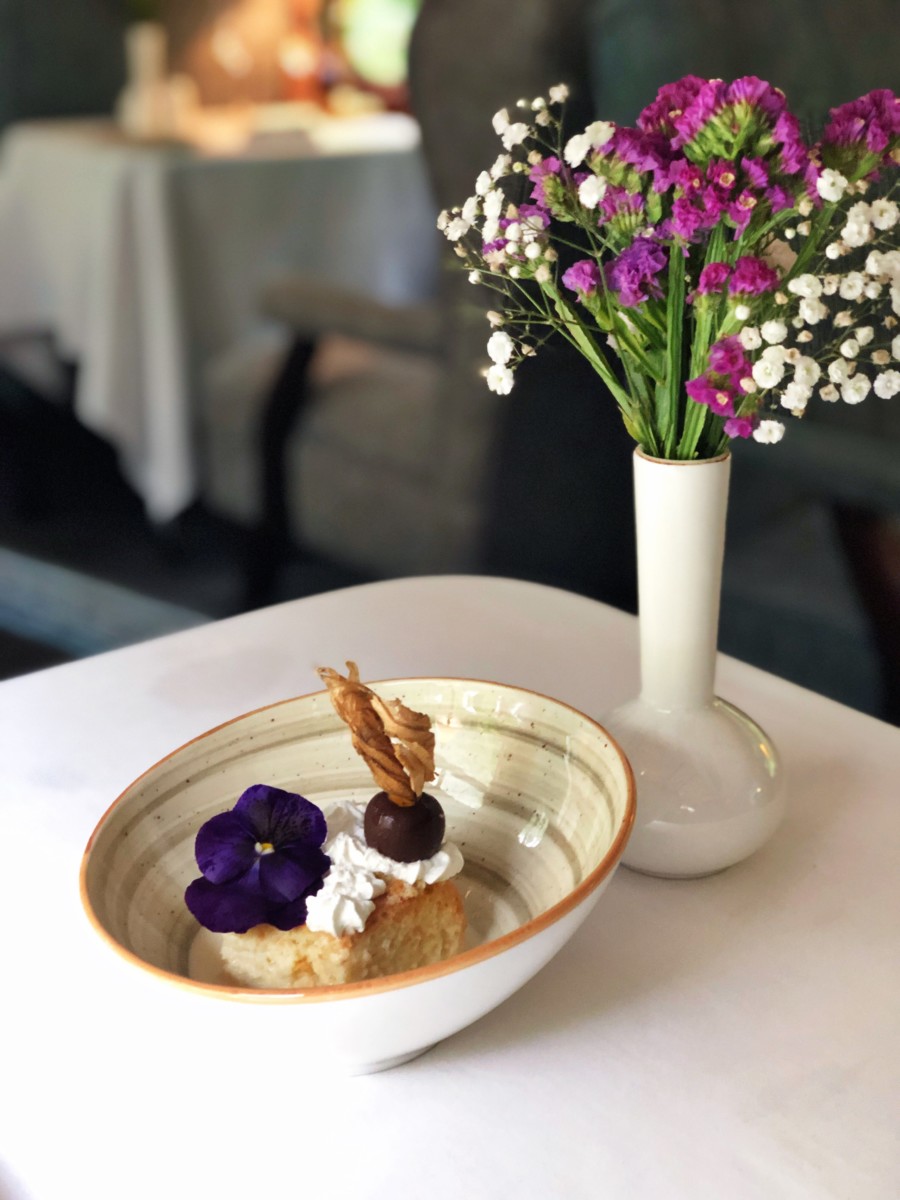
left=81, top=678, right=635, bottom=1073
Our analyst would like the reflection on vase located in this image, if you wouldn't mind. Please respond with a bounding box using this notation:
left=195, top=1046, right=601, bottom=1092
left=605, top=449, right=784, bottom=879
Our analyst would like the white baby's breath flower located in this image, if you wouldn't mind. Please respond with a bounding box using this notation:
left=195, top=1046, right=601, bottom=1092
left=531, top=97, right=545, bottom=111
left=490, top=154, right=511, bottom=180
left=828, top=358, right=855, bottom=384
left=578, top=174, right=608, bottom=209
left=819, top=383, right=840, bottom=401
left=797, top=221, right=811, bottom=237
left=865, top=281, right=883, bottom=299
left=444, top=216, right=470, bottom=241
left=839, top=272, right=866, bottom=300
left=780, top=381, right=811, bottom=413
left=891, top=334, right=900, bottom=359
left=834, top=309, right=854, bottom=328
left=822, top=274, right=840, bottom=295
left=461, top=195, right=481, bottom=223
left=761, top=319, right=788, bottom=344
left=501, top=122, right=530, bottom=150
left=734, top=303, right=751, bottom=321
left=825, top=242, right=843, bottom=260
left=775, top=291, right=789, bottom=305
left=486, top=310, right=504, bottom=327
left=841, top=217, right=872, bottom=248
left=492, top=108, right=510, bottom=135
left=870, top=198, right=900, bottom=231
left=534, top=263, right=551, bottom=283
left=787, top=273, right=822, bottom=299
left=841, top=375, right=872, bottom=404
left=739, top=326, right=762, bottom=350
left=505, top=221, right=521, bottom=243
left=524, top=241, right=543, bottom=260
left=564, top=132, right=591, bottom=167
left=798, top=197, right=814, bottom=217
left=892, top=284, right=900, bottom=315
left=761, top=344, right=787, bottom=364
left=817, top=168, right=848, bottom=202
left=791, top=316, right=805, bottom=329
left=752, top=357, right=786, bottom=389
left=436, top=209, right=450, bottom=231
left=874, top=369, right=900, bottom=397
left=796, top=331, right=814, bottom=343
left=840, top=338, right=859, bottom=359
left=526, top=149, right=542, bottom=166
left=487, top=331, right=515, bottom=364
left=753, top=419, right=786, bottom=444
left=793, top=356, right=821, bottom=386
left=855, top=325, right=875, bottom=347
left=549, top=83, right=569, bottom=104
left=739, top=377, right=757, bottom=394
left=468, top=271, right=481, bottom=284
left=544, top=247, right=558, bottom=262
left=784, top=228, right=796, bottom=240
left=474, top=171, right=491, bottom=197
left=483, top=190, right=504, bottom=220
left=798, top=297, right=828, bottom=325
left=508, top=265, right=522, bottom=278
left=485, top=363, right=514, bottom=395
left=585, top=120, right=615, bottom=148
left=535, top=109, right=551, bottom=127
left=872, top=349, right=891, bottom=365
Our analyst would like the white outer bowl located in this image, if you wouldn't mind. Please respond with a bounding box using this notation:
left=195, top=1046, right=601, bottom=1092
left=81, top=678, right=635, bottom=1073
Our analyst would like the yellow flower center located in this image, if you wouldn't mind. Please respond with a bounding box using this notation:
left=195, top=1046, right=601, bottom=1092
left=255, top=841, right=275, bottom=855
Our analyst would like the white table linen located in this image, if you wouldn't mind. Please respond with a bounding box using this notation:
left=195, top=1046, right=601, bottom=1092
left=0, top=114, right=438, bottom=520
left=1, top=575, right=897, bottom=1199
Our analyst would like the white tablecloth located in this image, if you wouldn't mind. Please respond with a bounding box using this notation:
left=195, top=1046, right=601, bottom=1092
left=1, top=576, right=897, bottom=1199
left=0, top=113, right=438, bottom=520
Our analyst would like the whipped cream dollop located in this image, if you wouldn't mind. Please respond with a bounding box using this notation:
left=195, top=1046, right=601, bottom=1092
left=304, top=800, right=464, bottom=937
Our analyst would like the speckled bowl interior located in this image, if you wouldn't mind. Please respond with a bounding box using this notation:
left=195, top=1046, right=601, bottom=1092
left=82, top=679, right=634, bottom=1001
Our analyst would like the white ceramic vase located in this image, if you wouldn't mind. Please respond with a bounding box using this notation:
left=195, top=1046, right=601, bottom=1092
left=605, top=449, right=784, bottom=879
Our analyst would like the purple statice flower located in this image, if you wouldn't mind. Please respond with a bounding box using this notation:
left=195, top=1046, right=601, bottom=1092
left=605, top=237, right=667, bottom=307
left=184, top=785, right=330, bottom=933
left=608, top=126, right=674, bottom=189
left=599, top=185, right=646, bottom=224
left=562, top=258, right=601, bottom=298
left=707, top=159, right=739, bottom=192
left=665, top=198, right=706, bottom=241
left=823, top=90, right=900, bottom=160
left=766, top=184, right=794, bottom=214
left=637, top=76, right=711, bottom=138
left=728, top=255, right=779, bottom=296
left=482, top=238, right=507, bottom=255
left=724, top=415, right=755, bottom=439
left=528, top=155, right=562, bottom=206
left=708, top=335, right=749, bottom=377
left=726, top=76, right=787, bottom=120
left=685, top=375, right=735, bottom=416
left=726, top=191, right=759, bottom=234
left=741, top=156, right=769, bottom=189
left=517, top=202, right=551, bottom=230
left=696, top=262, right=731, bottom=294
left=670, top=78, right=728, bottom=148
left=669, top=158, right=705, bottom=195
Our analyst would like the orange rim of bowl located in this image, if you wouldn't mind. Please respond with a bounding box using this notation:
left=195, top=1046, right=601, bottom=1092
left=79, top=677, right=636, bottom=1005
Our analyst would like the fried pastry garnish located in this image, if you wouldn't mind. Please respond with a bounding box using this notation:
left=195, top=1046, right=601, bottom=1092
left=317, top=662, right=435, bottom=806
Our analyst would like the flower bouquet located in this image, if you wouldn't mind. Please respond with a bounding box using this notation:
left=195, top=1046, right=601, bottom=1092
left=439, top=77, right=900, bottom=878
left=439, top=77, right=900, bottom=461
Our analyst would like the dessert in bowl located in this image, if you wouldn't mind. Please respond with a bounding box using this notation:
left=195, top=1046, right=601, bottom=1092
left=81, top=674, right=635, bottom=1074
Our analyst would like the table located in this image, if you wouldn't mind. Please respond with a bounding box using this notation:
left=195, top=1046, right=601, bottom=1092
left=0, top=112, right=438, bottom=521
left=1, top=576, right=897, bottom=1199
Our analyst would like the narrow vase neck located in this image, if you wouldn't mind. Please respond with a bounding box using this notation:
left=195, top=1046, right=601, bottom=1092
left=633, top=450, right=730, bottom=711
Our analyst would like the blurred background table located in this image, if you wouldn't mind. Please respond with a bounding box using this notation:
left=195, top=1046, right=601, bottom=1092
left=0, top=108, right=438, bottom=520
left=1, top=575, right=897, bottom=1199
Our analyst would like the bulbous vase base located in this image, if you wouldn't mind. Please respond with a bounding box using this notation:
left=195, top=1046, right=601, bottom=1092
left=604, top=696, right=784, bottom=879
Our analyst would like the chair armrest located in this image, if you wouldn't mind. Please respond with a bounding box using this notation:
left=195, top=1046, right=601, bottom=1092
left=260, top=274, right=441, bottom=355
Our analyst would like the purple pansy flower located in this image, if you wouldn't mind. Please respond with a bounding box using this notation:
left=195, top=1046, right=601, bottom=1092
left=562, top=258, right=601, bottom=298
left=605, top=237, right=668, bottom=307
left=185, top=785, right=330, bottom=933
